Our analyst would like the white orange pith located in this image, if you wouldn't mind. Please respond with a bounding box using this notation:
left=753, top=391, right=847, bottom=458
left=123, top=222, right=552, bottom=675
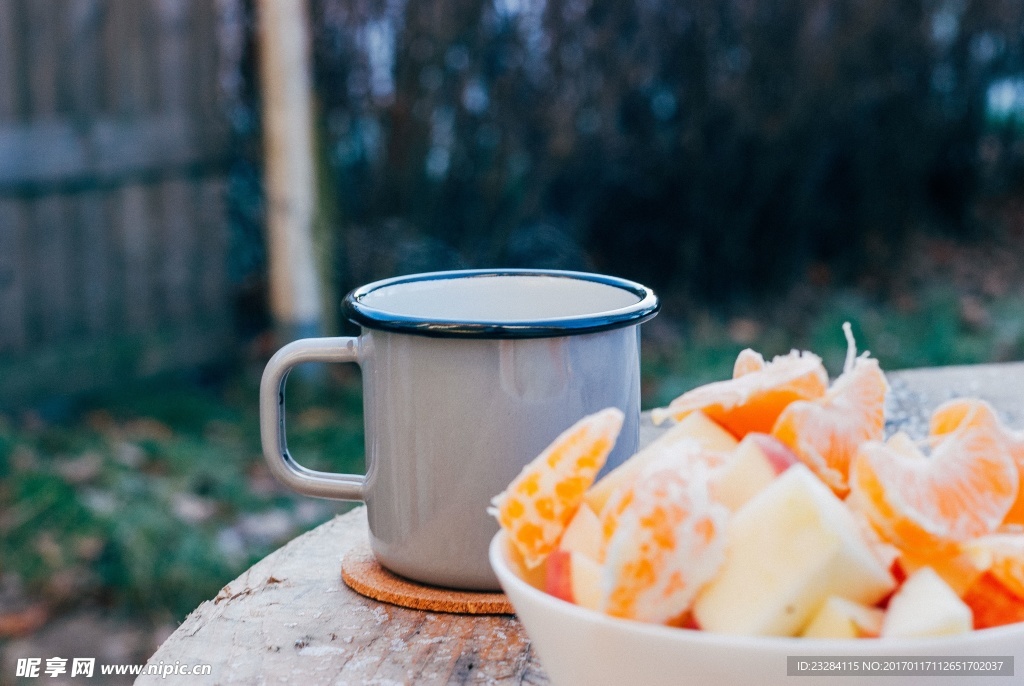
left=490, top=407, right=624, bottom=569
left=596, top=442, right=729, bottom=561
left=732, top=348, right=766, bottom=377
left=602, top=461, right=729, bottom=623
left=583, top=410, right=736, bottom=516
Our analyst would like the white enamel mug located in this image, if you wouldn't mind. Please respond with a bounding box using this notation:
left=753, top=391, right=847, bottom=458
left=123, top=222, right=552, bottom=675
left=260, top=269, right=659, bottom=590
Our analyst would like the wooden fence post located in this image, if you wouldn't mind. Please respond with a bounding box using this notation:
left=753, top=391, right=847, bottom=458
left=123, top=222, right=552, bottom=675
left=256, top=0, right=323, bottom=342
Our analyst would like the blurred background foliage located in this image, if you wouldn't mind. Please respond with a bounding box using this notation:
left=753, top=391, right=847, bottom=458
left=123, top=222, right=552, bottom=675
left=0, top=374, right=363, bottom=634
left=4, top=0, right=1024, bottom=656
left=290, top=0, right=1024, bottom=303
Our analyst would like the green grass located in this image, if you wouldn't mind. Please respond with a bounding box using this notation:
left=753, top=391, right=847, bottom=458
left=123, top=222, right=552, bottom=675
left=642, top=285, right=1024, bottom=407
left=0, top=372, right=364, bottom=623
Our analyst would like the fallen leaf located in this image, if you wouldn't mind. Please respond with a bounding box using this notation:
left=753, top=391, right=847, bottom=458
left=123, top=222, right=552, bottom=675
left=0, top=605, right=48, bottom=638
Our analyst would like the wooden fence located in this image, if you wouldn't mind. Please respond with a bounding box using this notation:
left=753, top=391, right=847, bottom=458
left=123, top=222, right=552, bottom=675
left=0, top=0, right=235, bottom=406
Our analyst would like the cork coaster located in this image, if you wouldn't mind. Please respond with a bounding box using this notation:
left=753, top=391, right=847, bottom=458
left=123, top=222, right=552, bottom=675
left=341, top=543, right=514, bottom=615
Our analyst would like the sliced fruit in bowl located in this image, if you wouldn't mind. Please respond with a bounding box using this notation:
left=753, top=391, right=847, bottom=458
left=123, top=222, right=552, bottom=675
left=800, top=597, right=884, bottom=639
left=650, top=349, right=828, bottom=436
left=489, top=324, right=1024, bottom=683
left=490, top=529, right=1024, bottom=686
left=692, top=465, right=895, bottom=637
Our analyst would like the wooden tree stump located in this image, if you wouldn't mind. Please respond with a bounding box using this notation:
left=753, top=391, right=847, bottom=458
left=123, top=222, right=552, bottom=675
left=139, top=506, right=548, bottom=685
left=140, top=363, right=1024, bottom=684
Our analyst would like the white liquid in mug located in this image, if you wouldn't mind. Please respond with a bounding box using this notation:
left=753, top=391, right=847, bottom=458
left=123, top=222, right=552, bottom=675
left=358, top=275, right=643, bottom=322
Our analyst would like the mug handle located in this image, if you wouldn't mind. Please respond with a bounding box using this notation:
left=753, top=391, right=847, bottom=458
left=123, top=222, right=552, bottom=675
left=259, top=337, right=365, bottom=501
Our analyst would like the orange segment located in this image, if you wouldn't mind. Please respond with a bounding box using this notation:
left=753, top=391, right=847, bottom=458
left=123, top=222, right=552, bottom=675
left=733, top=348, right=766, bottom=377
left=651, top=349, right=828, bottom=437
left=771, top=325, right=888, bottom=495
left=848, top=409, right=1019, bottom=555
left=930, top=398, right=1003, bottom=436
left=596, top=444, right=728, bottom=562
left=963, top=533, right=1024, bottom=600
left=583, top=410, right=736, bottom=516
left=490, top=407, right=624, bottom=569
left=895, top=546, right=987, bottom=597
left=598, top=483, right=635, bottom=563
left=931, top=398, right=1024, bottom=528
left=603, top=462, right=730, bottom=623
left=963, top=572, right=1024, bottom=629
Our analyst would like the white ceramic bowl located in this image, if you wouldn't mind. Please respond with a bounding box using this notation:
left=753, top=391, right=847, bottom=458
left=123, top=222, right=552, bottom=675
left=489, top=531, right=1024, bottom=686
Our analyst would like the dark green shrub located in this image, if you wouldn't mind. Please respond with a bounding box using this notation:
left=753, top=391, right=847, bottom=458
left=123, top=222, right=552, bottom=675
left=304, top=0, right=1024, bottom=301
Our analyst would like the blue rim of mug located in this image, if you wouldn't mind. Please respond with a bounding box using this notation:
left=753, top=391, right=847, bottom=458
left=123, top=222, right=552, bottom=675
left=342, top=269, right=660, bottom=338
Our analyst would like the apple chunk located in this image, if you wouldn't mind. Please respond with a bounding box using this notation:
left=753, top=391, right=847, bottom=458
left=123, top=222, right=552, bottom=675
left=710, top=432, right=797, bottom=511
left=545, top=549, right=573, bottom=603
left=801, top=597, right=884, bottom=639
left=545, top=549, right=603, bottom=611
left=558, top=503, right=602, bottom=561
left=584, top=411, right=737, bottom=514
left=692, top=465, right=895, bottom=636
left=895, top=548, right=985, bottom=597
left=882, top=567, right=973, bottom=638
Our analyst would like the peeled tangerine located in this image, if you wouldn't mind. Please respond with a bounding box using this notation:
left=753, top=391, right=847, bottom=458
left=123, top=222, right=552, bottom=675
left=490, top=407, right=623, bottom=569
left=651, top=350, right=828, bottom=437
left=931, top=398, right=1024, bottom=527
left=771, top=324, right=888, bottom=495
left=848, top=404, right=1019, bottom=556
left=583, top=410, right=737, bottom=516
left=692, top=465, right=894, bottom=637
left=602, top=458, right=730, bottom=624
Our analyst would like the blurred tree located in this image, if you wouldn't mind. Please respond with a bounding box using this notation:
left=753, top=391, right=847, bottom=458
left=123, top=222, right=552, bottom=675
left=256, top=0, right=325, bottom=341
left=292, top=0, right=1024, bottom=304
